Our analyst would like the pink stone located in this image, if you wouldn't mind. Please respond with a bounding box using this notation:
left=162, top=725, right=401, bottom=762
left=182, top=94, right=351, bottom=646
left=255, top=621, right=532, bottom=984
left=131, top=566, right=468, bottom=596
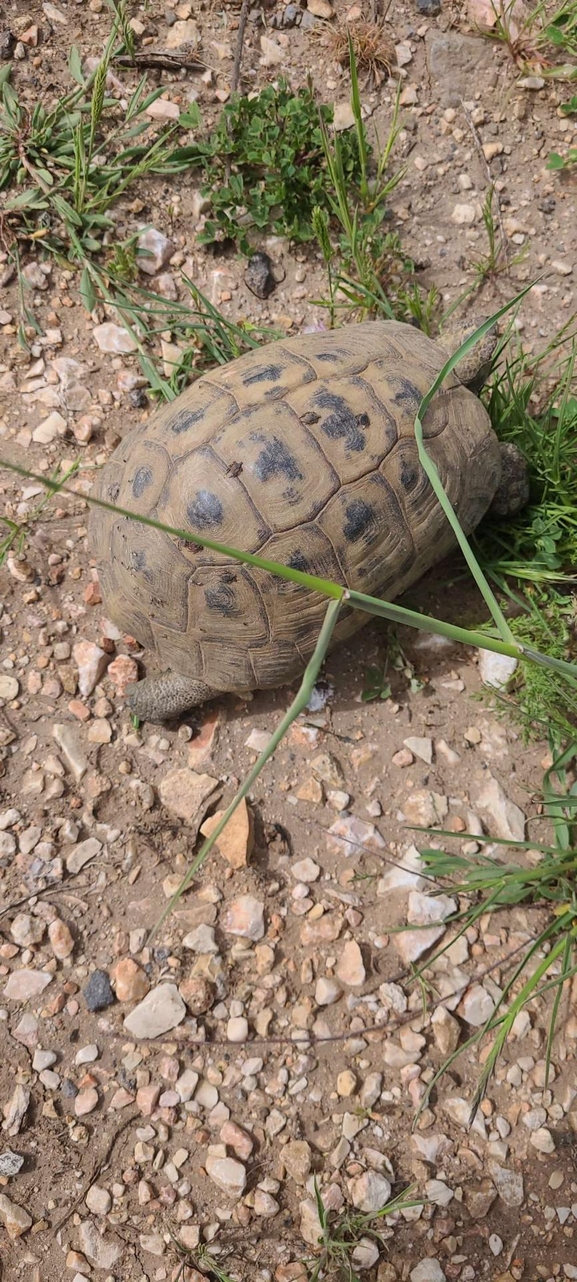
left=109, top=1088, right=135, bottom=1110
left=136, top=1085, right=161, bottom=1116
left=107, top=654, right=139, bottom=696
left=159, top=1090, right=179, bottom=1107
left=73, top=640, right=109, bottom=698
left=74, top=1087, right=99, bottom=1116
left=220, top=1119, right=254, bottom=1160
left=48, top=917, right=75, bottom=959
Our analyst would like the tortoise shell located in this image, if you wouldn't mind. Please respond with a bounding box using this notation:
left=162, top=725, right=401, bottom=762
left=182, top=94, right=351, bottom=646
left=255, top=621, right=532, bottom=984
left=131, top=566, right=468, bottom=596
left=90, top=320, right=501, bottom=693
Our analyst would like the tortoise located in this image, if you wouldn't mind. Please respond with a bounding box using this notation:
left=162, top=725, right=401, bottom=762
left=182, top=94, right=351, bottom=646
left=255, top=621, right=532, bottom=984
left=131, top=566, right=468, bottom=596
left=90, top=318, right=528, bottom=722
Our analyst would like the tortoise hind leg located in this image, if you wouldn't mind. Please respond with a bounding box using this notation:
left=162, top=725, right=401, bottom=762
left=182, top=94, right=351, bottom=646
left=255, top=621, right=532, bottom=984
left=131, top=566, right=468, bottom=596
left=125, top=673, right=215, bottom=723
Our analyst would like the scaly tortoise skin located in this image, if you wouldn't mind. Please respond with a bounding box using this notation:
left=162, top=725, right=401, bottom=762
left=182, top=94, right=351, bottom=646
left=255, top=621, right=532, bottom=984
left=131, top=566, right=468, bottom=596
left=90, top=319, right=508, bottom=721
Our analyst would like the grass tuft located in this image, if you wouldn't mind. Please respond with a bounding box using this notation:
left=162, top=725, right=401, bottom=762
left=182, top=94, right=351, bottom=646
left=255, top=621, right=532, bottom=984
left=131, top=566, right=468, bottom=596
left=327, top=20, right=398, bottom=87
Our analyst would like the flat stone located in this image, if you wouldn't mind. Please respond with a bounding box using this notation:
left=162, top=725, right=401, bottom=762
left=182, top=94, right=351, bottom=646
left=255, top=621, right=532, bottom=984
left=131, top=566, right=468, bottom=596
left=315, top=977, right=342, bottom=1006
left=352, top=1237, right=380, bottom=1270
left=458, top=983, right=496, bottom=1026
left=93, top=322, right=137, bottom=354
left=78, top=1219, right=123, bottom=1269
left=223, top=894, right=265, bottom=941
left=200, top=799, right=253, bottom=868
left=291, top=857, right=320, bottom=882
left=111, top=958, right=150, bottom=1002
left=464, top=1179, right=497, bottom=1219
left=378, top=844, right=427, bottom=894
left=182, top=923, right=218, bottom=953
left=159, top=768, right=219, bottom=825
left=0, top=1194, right=32, bottom=1239
left=67, top=837, right=103, bottom=875
left=75, top=1088, right=99, bottom=1117
left=52, top=724, right=88, bottom=782
left=350, top=1170, right=391, bottom=1213
left=282, top=1140, right=312, bottom=1185
left=326, top=814, right=386, bottom=858
left=443, top=1097, right=487, bottom=1138
left=124, top=983, right=186, bottom=1039
left=299, top=1198, right=323, bottom=1247
left=336, top=940, right=366, bottom=987
left=431, top=1006, right=460, bottom=1055
left=426, top=31, right=492, bottom=106
left=530, top=1127, right=555, bottom=1154
left=10, top=913, right=45, bottom=947
left=488, top=1162, right=524, bottom=1207
left=410, top=1261, right=446, bottom=1282
left=401, top=790, right=448, bottom=827
left=164, top=18, right=199, bottom=49
left=403, top=737, right=433, bottom=764
left=205, top=1155, right=246, bottom=1197
left=475, top=774, right=525, bottom=842
left=0, top=675, right=19, bottom=700
left=0, top=1151, right=24, bottom=1177
left=4, top=970, right=52, bottom=1001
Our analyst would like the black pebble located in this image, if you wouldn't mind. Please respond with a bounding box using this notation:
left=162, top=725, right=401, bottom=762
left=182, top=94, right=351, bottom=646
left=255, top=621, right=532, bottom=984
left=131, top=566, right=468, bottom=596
left=130, top=387, right=149, bottom=409
left=84, top=969, right=114, bottom=1012
left=244, top=251, right=276, bottom=300
left=416, top=0, right=441, bottom=11
left=0, top=31, right=15, bottom=59
left=539, top=197, right=556, bottom=215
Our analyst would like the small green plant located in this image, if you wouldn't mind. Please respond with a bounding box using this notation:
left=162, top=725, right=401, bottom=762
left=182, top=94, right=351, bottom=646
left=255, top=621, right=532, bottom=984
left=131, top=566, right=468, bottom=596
left=497, top=591, right=577, bottom=742
left=194, top=80, right=363, bottom=254
left=0, top=27, right=200, bottom=265
left=308, top=1181, right=419, bottom=1282
left=414, top=740, right=577, bottom=1117
left=0, top=460, right=79, bottom=567
left=548, top=92, right=577, bottom=169
left=362, top=666, right=392, bottom=702
left=469, top=185, right=527, bottom=285
left=476, top=0, right=577, bottom=75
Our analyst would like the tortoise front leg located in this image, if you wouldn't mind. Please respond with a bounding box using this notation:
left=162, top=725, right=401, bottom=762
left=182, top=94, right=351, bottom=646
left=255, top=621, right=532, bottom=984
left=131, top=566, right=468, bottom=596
left=125, top=673, right=215, bottom=723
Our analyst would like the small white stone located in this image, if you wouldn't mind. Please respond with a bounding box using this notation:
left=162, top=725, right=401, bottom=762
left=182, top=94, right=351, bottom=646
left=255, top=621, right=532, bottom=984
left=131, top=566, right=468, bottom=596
left=336, top=940, right=365, bottom=987
left=350, top=1170, right=391, bottom=1213
left=489, top=1234, right=503, bottom=1256
left=205, top=1154, right=246, bottom=1197
left=475, top=774, right=525, bottom=842
left=410, top=1261, right=446, bottom=1282
left=452, top=202, right=479, bottom=225
left=123, top=984, right=186, bottom=1039
left=314, top=977, right=342, bottom=1006
left=478, top=649, right=518, bottom=690
left=0, top=675, right=20, bottom=700
left=459, top=983, right=496, bottom=1027
left=93, top=322, right=137, bottom=354
left=291, top=857, right=320, bottom=882
left=227, top=1016, right=248, bottom=1043
left=530, top=1127, right=555, bottom=1154
left=85, top=1185, right=112, bottom=1216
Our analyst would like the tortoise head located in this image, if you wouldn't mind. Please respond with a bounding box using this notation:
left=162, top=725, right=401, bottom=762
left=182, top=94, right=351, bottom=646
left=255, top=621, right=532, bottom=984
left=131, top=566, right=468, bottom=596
left=438, top=317, right=499, bottom=393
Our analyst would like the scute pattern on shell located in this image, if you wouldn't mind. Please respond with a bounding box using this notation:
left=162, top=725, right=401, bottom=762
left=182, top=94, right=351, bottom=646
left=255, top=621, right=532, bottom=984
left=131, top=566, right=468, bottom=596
left=91, top=320, right=501, bottom=693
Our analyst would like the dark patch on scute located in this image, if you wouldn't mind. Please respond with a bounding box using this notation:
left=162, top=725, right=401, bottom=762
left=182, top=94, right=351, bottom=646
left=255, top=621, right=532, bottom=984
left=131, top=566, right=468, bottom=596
left=243, top=363, right=283, bottom=386
left=400, top=457, right=420, bottom=492
left=107, top=483, right=120, bottom=502
left=264, top=384, right=288, bottom=400
left=315, top=350, right=345, bottom=362
left=170, top=406, right=207, bottom=435
left=131, top=549, right=152, bottom=580
left=252, top=435, right=303, bottom=483
left=301, top=411, right=320, bottom=426
left=343, top=498, right=376, bottom=543
left=313, top=389, right=367, bottom=453
left=393, top=378, right=422, bottom=412
left=205, top=583, right=238, bottom=617
left=132, top=465, right=153, bottom=499
left=288, top=550, right=310, bottom=573
left=187, top=489, right=224, bottom=529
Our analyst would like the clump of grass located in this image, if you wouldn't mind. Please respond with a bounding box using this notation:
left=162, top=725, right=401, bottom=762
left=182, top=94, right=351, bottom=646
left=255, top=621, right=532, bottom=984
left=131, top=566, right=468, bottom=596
left=476, top=326, right=577, bottom=587
left=469, top=184, right=527, bottom=286
left=308, top=1182, right=419, bottom=1282
left=327, top=19, right=398, bottom=87
left=414, top=740, right=577, bottom=1116
left=0, top=12, right=200, bottom=265
left=193, top=79, right=364, bottom=254
left=314, top=42, right=413, bottom=321
left=474, top=0, right=577, bottom=76
left=502, top=590, right=577, bottom=742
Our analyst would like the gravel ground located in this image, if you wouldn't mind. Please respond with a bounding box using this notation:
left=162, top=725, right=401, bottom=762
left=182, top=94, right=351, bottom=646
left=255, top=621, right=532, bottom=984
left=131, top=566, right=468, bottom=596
left=1, top=1, right=577, bottom=1280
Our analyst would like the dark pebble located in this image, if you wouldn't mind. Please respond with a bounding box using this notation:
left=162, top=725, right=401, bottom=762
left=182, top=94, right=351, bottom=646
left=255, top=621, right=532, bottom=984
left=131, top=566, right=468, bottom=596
left=60, top=1078, right=79, bottom=1099
left=0, top=31, right=15, bottom=59
left=130, top=387, right=149, bottom=409
left=272, top=3, right=301, bottom=27
left=416, top=0, right=441, bottom=12
left=244, top=251, right=276, bottom=300
left=83, top=969, right=114, bottom=1012
left=539, top=197, right=556, bottom=214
